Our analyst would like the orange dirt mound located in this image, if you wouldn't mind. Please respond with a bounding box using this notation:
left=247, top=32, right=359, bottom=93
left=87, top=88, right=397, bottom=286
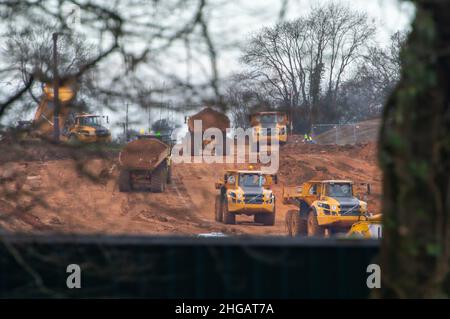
left=188, top=107, right=230, bottom=132
left=120, top=138, right=169, bottom=170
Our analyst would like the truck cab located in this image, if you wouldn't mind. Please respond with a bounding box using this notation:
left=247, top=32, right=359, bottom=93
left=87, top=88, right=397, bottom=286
left=215, top=169, right=277, bottom=225
left=250, top=111, right=288, bottom=145
left=65, top=114, right=111, bottom=144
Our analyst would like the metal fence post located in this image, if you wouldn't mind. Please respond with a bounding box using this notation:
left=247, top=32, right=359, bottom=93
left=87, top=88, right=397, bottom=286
left=334, top=125, right=338, bottom=145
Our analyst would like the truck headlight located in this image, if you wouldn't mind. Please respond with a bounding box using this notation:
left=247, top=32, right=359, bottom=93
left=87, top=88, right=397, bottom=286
left=266, top=193, right=274, bottom=203
left=318, top=202, right=330, bottom=210
left=331, top=205, right=337, bottom=211
left=228, top=192, right=237, bottom=203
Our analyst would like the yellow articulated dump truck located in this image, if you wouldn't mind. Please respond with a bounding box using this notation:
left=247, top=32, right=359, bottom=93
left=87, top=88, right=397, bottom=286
left=186, top=107, right=230, bottom=155
left=250, top=111, right=288, bottom=145
left=63, top=113, right=111, bottom=144
left=118, top=135, right=172, bottom=192
left=32, top=83, right=75, bottom=137
left=214, top=168, right=277, bottom=225
left=32, top=83, right=111, bottom=143
left=284, top=180, right=376, bottom=237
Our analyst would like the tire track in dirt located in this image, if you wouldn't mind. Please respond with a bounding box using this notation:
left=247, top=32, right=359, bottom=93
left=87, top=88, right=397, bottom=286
left=0, top=139, right=381, bottom=235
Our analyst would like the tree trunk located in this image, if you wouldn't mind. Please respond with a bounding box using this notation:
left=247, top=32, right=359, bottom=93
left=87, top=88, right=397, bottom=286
left=378, top=0, right=450, bottom=298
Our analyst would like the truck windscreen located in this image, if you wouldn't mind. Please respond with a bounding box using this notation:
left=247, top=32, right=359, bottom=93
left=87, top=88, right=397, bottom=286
left=326, top=183, right=353, bottom=197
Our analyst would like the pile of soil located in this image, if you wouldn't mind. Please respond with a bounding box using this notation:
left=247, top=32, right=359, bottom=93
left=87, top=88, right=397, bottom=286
left=188, top=107, right=230, bottom=132
left=120, top=138, right=169, bottom=170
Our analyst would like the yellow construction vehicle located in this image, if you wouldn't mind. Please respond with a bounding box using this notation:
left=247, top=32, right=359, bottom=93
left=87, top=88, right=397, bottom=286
left=214, top=168, right=277, bottom=225
left=284, top=180, right=371, bottom=237
left=62, top=113, right=111, bottom=144
left=347, top=214, right=382, bottom=239
left=250, top=111, right=288, bottom=145
left=31, top=83, right=111, bottom=143
left=118, top=134, right=172, bottom=192
left=186, top=107, right=230, bottom=155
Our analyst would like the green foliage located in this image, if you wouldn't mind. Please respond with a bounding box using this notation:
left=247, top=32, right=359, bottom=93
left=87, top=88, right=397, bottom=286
left=426, top=243, right=442, bottom=257
left=408, top=161, right=429, bottom=180
left=379, top=0, right=450, bottom=298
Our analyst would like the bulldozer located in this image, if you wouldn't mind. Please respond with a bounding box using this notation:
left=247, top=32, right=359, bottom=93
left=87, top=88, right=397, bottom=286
left=284, top=180, right=372, bottom=237
left=214, top=168, right=277, bottom=225
left=250, top=111, right=288, bottom=145
left=118, top=134, right=172, bottom=192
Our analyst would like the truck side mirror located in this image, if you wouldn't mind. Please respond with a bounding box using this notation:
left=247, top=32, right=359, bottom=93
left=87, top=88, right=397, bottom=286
left=273, top=174, right=278, bottom=184
left=184, top=116, right=188, bottom=124
left=106, top=116, right=109, bottom=124
left=367, top=184, right=371, bottom=195
left=227, top=176, right=236, bottom=185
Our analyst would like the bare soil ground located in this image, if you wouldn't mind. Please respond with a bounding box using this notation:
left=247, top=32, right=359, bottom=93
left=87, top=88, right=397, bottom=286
left=0, top=136, right=381, bottom=236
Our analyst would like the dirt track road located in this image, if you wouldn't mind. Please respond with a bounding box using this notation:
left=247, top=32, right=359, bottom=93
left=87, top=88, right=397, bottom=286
left=0, top=139, right=381, bottom=236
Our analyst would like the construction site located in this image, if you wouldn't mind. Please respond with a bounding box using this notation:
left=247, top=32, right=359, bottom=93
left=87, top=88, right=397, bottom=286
left=1, top=0, right=445, bottom=302
left=0, top=113, right=384, bottom=298
left=0, top=119, right=381, bottom=237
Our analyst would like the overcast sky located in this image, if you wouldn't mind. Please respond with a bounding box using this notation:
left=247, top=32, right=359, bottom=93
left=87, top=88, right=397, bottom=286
left=210, top=0, right=414, bottom=77
left=0, top=0, right=415, bottom=137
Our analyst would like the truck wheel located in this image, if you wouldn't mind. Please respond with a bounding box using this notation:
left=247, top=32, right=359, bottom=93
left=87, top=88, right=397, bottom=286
left=285, top=210, right=294, bottom=236
left=307, top=210, right=325, bottom=237
left=215, top=195, right=223, bottom=222
left=166, top=164, right=172, bottom=184
left=222, top=200, right=235, bottom=225
left=295, top=212, right=307, bottom=236
left=286, top=210, right=306, bottom=236
left=151, top=164, right=167, bottom=192
left=119, top=169, right=131, bottom=192
left=286, top=210, right=307, bottom=236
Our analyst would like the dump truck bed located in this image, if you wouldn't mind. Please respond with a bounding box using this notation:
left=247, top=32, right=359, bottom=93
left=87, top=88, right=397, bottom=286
left=188, top=107, right=230, bottom=132
left=119, top=138, right=170, bottom=170
left=282, top=185, right=303, bottom=205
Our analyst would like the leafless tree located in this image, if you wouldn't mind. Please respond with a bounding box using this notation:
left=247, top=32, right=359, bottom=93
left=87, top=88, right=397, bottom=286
left=329, top=31, right=405, bottom=124
left=359, top=31, right=405, bottom=98
left=224, top=73, right=275, bottom=128
left=241, top=2, right=376, bottom=131
left=0, top=0, right=227, bottom=122
left=3, top=21, right=96, bottom=113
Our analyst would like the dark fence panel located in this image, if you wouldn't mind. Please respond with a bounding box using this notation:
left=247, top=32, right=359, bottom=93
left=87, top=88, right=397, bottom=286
left=0, top=235, right=379, bottom=298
